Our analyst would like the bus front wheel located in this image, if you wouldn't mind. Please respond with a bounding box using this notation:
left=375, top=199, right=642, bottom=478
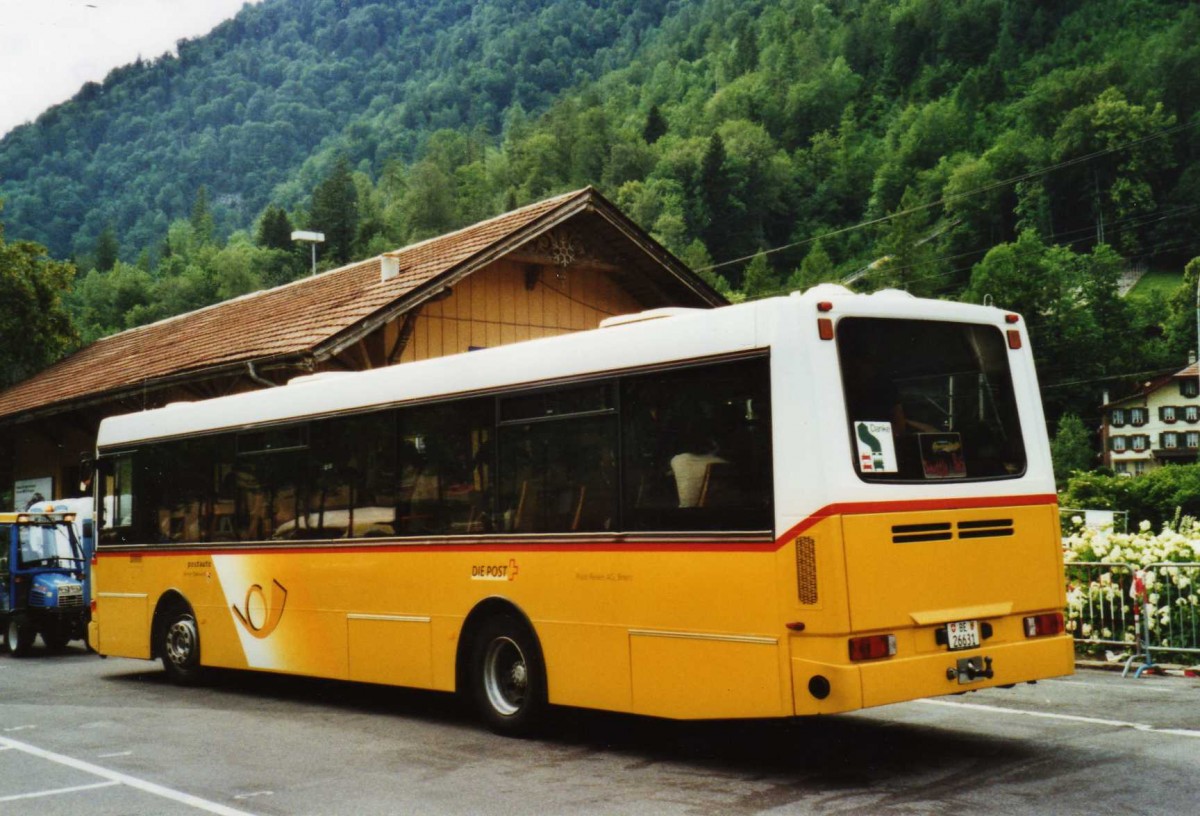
left=469, top=615, right=547, bottom=736
left=6, top=615, right=34, bottom=657
left=159, top=609, right=202, bottom=684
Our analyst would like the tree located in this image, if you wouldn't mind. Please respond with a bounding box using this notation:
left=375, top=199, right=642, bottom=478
left=93, top=225, right=119, bottom=272
left=0, top=211, right=79, bottom=386
left=872, top=187, right=946, bottom=296
left=1051, top=413, right=1094, bottom=488
left=740, top=250, right=780, bottom=299
left=190, top=186, right=215, bottom=245
left=786, top=239, right=836, bottom=292
left=642, top=104, right=667, bottom=144
left=256, top=205, right=293, bottom=251
left=309, top=158, right=359, bottom=264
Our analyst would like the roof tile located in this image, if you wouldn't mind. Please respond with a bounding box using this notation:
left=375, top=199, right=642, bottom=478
left=0, top=189, right=586, bottom=420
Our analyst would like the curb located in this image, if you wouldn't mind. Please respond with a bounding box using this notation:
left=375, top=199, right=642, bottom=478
left=1077, top=658, right=1200, bottom=678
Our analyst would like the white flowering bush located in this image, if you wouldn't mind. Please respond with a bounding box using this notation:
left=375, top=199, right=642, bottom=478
left=1063, top=516, right=1200, bottom=661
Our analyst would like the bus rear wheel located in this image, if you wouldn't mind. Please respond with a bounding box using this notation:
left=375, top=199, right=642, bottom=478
left=6, top=615, right=34, bottom=657
left=159, top=609, right=202, bottom=684
left=470, top=615, right=547, bottom=736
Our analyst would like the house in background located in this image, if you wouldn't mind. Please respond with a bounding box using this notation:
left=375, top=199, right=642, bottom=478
left=0, top=187, right=725, bottom=509
left=1101, top=357, right=1200, bottom=475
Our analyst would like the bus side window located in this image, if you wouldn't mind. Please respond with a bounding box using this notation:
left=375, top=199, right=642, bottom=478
left=621, top=357, right=772, bottom=532
left=97, top=454, right=134, bottom=545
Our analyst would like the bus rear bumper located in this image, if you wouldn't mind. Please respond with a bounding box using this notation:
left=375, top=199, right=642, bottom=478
left=791, top=634, right=1075, bottom=716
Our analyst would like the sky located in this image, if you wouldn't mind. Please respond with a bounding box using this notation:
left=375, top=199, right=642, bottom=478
left=0, top=0, right=263, bottom=137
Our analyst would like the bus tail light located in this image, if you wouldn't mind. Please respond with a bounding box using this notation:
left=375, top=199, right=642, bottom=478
left=848, top=634, right=896, bottom=661
left=1023, top=612, right=1063, bottom=638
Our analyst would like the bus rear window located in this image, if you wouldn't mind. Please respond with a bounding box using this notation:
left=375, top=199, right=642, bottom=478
left=837, top=318, right=1026, bottom=482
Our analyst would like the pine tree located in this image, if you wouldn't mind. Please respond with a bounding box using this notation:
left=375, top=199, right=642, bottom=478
left=309, top=158, right=359, bottom=264
left=190, top=186, right=215, bottom=245
left=94, top=225, right=119, bottom=272
left=642, top=105, right=667, bottom=144
left=256, top=205, right=294, bottom=251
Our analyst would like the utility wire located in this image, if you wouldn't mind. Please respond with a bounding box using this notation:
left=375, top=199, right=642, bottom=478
left=696, top=118, right=1200, bottom=274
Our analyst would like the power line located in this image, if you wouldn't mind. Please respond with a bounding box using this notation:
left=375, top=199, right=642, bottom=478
left=696, top=118, right=1200, bottom=274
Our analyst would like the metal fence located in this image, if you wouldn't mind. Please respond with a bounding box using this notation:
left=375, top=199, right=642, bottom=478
left=1065, top=560, right=1200, bottom=675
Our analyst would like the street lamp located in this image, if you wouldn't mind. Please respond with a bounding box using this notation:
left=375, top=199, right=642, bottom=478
left=291, top=230, right=325, bottom=276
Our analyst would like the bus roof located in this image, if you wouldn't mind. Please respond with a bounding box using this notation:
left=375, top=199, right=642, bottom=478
left=96, top=289, right=1020, bottom=450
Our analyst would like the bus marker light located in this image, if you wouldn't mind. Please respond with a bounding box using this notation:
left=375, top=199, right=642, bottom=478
left=848, top=634, right=896, bottom=661
left=786, top=622, right=806, bottom=632
left=1005, top=314, right=1020, bottom=324
left=90, top=599, right=97, bottom=614
left=1006, top=329, right=1021, bottom=349
left=1023, top=612, right=1063, bottom=638
left=818, top=318, right=834, bottom=340
left=817, top=301, right=834, bottom=312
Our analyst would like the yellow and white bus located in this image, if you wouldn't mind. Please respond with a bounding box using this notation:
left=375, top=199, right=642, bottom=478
left=89, top=286, right=1072, bottom=734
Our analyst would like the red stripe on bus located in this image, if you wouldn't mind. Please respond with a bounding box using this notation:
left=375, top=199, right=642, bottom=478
left=94, top=494, right=1057, bottom=559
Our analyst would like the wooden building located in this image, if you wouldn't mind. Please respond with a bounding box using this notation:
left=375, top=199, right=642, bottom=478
left=0, top=188, right=725, bottom=509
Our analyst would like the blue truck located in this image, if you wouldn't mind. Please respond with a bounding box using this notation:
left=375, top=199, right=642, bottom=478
left=0, top=510, right=88, bottom=655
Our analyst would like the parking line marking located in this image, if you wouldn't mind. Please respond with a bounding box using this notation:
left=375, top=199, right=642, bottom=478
left=0, top=780, right=120, bottom=802
left=0, top=736, right=257, bottom=815
left=97, top=751, right=133, bottom=758
left=918, top=698, right=1200, bottom=737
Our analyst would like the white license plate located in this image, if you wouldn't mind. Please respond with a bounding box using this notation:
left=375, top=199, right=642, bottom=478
left=945, top=620, right=980, bottom=651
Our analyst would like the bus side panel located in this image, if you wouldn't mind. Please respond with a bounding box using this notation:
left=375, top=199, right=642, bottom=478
left=535, top=621, right=632, bottom=712
left=94, top=592, right=150, bottom=659
left=347, top=616, right=434, bottom=688
left=629, top=633, right=782, bottom=719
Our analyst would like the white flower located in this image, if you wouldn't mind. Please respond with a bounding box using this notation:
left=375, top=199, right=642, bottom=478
left=1140, top=519, right=1152, bottom=532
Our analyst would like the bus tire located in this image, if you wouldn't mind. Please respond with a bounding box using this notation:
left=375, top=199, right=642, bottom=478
left=6, top=615, right=34, bottom=657
left=469, top=614, right=547, bottom=736
left=159, top=609, right=203, bottom=685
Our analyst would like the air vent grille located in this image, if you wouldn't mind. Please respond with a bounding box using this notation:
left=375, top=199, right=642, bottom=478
left=891, top=519, right=1015, bottom=543
left=795, top=536, right=818, bottom=604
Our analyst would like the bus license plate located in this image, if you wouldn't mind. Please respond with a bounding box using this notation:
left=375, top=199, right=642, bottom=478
left=945, top=620, right=980, bottom=651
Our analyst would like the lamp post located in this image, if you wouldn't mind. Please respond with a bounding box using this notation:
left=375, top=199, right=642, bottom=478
left=291, top=230, right=325, bottom=276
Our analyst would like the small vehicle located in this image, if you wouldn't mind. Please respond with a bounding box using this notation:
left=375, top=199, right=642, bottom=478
left=0, top=511, right=88, bottom=655
left=27, top=498, right=95, bottom=608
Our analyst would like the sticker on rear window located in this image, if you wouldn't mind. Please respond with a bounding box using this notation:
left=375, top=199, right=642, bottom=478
left=855, top=421, right=897, bottom=473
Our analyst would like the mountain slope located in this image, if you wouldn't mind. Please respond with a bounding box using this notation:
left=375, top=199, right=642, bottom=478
left=0, top=0, right=674, bottom=258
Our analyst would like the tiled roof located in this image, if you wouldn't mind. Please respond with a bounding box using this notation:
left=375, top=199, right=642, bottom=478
left=0, top=189, right=593, bottom=422
left=1103, top=361, right=1199, bottom=407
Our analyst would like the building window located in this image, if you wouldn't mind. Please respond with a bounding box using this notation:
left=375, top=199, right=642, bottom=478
left=1130, top=407, right=1148, bottom=426
left=1182, top=379, right=1199, bottom=398
left=1133, top=460, right=1147, bottom=475
left=1131, top=435, right=1149, bottom=452
left=1162, top=432, right=1179, bottom=449
left=1161, top=406, right=1178, bottom=423
left=1114, top=462, right=1127, bottom=474
left=1110, top=408, right=1127, bottom=428
left=1187, top=406, right=1200, bottom=423
left=1111, top=436, right=1127, bottom=452
left=1187, top=432, right=1200, bottom=449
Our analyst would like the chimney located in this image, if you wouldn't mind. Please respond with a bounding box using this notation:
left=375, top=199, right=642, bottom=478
left=381, top=255, right=400, bottom=282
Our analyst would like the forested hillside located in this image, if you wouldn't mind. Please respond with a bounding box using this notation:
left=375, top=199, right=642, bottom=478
left=2, top=0, right=1200, bottom=430
left=0, top=0, right=672, bottom=257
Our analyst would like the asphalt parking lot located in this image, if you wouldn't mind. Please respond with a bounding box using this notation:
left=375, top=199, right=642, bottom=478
left=2, top=644, right=1198, bottom=815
